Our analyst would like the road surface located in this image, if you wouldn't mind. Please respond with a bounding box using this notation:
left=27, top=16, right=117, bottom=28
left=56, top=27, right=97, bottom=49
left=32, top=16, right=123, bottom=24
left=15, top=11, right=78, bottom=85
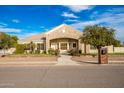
left=0, top=65, right=124, bottom=88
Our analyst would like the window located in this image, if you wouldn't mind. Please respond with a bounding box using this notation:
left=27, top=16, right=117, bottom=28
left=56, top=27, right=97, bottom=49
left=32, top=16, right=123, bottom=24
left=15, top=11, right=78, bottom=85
left=37, top=43, right=44, bottom=50
left=61, top=43, right=67, bottom=50
left=73, top=43, right=76, bottom=48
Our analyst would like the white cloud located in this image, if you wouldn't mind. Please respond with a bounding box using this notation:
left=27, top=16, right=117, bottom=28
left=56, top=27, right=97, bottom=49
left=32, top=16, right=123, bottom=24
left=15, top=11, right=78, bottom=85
left=0, top=27, right=21, bottom=33
left=12, top=19, right=20, bottom=23
left=71, top=13, right=124, bottom=29
left=0, top=22, right=8, bottom=27
left=64, top=5, right=94, bottom=12
left=106, top=8, right=124, bottom=13
left=25, top=32, right=38, bottom=37
left=64, top=19, right=79, bottom=22
left=61, top=12, right=78, bottom=18
left=40, top=26, right=45, bottom=29
left=44, top=28, right=49, bottom=31
left=18, top=32, right=39, bottom=39
left=0, top=25, right=5, bottom=28
left=70, top=12, right=124, bottom=41
left=0, top=22, right=21, bottom=33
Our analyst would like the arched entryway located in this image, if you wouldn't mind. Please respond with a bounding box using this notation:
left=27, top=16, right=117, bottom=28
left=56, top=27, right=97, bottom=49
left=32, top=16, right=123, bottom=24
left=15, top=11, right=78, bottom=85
left=50, top=38, right=79, bottom=53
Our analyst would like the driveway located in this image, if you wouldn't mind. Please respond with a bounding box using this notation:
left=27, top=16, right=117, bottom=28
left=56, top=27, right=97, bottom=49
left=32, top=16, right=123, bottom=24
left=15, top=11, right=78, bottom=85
left=0, top=65, right=124, bottom=88
left=57, top=55, right=79, bottom=65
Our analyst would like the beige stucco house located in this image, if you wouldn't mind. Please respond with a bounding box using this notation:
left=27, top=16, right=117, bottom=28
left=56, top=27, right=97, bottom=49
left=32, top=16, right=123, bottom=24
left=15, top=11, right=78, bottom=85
left=18, top=24, right=124, bottom=54
left=18, top=24, right=86, bottom=53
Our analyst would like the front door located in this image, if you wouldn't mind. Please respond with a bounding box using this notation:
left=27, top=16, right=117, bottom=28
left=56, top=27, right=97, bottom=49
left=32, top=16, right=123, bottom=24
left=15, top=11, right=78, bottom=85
left=60, top=42, right=68, bottom=53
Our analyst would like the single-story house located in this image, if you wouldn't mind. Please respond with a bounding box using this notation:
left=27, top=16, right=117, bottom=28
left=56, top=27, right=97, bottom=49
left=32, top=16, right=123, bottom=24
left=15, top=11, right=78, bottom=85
left=18, top=24, right=124, bottom=54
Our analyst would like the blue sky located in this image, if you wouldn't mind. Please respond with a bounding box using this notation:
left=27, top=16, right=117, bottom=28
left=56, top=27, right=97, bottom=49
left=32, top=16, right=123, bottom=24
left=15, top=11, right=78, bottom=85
left=0, top=5, right=124, bottom=42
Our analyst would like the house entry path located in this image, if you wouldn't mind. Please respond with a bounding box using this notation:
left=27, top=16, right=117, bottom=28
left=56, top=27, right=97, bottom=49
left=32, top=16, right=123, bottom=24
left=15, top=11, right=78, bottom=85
left=56, top=55, right=80, bottom=65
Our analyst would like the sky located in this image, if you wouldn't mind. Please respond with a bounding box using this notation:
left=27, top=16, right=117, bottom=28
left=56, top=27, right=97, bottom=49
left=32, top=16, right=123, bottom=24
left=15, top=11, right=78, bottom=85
left=0, top=5, right=124, bottom=42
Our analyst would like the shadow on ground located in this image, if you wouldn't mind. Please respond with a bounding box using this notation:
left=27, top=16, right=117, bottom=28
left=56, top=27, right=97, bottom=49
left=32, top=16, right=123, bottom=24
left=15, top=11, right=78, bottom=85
left=76, top=61, right=98, bottom=64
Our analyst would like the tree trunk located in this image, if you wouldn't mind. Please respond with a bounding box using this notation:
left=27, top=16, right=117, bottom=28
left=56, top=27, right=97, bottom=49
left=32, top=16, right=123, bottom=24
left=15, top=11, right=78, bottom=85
left=84, top=43, right=87, bottom=55
left=98, top=46, right=101, bottom=64
left=3, top=47, right=5, bottom=55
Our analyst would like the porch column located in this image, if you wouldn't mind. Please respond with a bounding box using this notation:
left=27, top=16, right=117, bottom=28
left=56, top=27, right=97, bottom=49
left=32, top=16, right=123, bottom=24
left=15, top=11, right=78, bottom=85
left=67, top=42, right=69, bottom=50
left=46, top=39, right=50, bottom=53
left=44, top=42, right=46, bottom=50
left=59, top=42, right=61, bottom=50
left=35, top=43, right=37, bottom=50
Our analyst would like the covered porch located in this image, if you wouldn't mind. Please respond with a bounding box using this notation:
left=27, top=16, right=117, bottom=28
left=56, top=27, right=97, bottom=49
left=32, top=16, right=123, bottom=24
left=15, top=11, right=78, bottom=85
left=50, top=38, right=79, bottom=53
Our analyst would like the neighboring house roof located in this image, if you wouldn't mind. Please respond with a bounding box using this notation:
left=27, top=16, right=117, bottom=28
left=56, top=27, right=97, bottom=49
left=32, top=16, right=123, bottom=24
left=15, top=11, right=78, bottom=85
left=18, top=24, right=82, bottom=44
left=18, top=33, right=45, bottom=44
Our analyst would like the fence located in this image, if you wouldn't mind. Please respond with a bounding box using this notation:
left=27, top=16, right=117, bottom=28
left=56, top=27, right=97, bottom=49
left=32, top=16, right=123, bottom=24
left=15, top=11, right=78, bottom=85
left=89, top=45, right=124, bottom=53
left=114, top=47, right=124, bottom=53
left=0, top=48, right=16, bottom=55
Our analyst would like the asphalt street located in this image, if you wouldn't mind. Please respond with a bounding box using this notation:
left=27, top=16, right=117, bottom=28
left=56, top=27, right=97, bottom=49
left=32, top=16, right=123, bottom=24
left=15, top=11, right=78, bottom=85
left=0, top=65, right=124, bottom=88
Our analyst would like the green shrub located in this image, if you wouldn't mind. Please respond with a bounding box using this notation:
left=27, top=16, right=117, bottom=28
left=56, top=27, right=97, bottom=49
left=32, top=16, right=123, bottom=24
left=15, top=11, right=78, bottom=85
left=48, top=48, right=60, bottom=56
left=55, top=49, right=60, bottom=56
left=42, top=50, right=46, bottom=54
left=79, top=49, right=82, bottom=54
left=68, top=49, right=82, bottom=56
left=48, top=48, right=55, bottom=55
left=92, top=54, right=97, bottom=57
left=15, top=44, right=26, bottom=54
left=35, top=50, right=40, bottom=54
left=68, top=48, right=79, bottom=56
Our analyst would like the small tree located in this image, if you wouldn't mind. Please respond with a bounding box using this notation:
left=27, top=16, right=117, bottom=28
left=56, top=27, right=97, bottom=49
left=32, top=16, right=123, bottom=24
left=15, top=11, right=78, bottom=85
left=0, top=32, right=18, bottom=55
left=80, top=25, right=120, bottom=64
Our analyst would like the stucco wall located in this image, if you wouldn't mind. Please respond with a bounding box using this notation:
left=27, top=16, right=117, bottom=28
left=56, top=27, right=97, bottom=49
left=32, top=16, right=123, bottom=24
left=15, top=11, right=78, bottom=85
left=89, top=49, right=97, bottom=53
left=89, top=45, right=114, bottom=53
left=105, top=45, right=114, bottom=53
left=114, top=47, right=124, bottom=53
left=89, top=45, right=124, bottom=53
